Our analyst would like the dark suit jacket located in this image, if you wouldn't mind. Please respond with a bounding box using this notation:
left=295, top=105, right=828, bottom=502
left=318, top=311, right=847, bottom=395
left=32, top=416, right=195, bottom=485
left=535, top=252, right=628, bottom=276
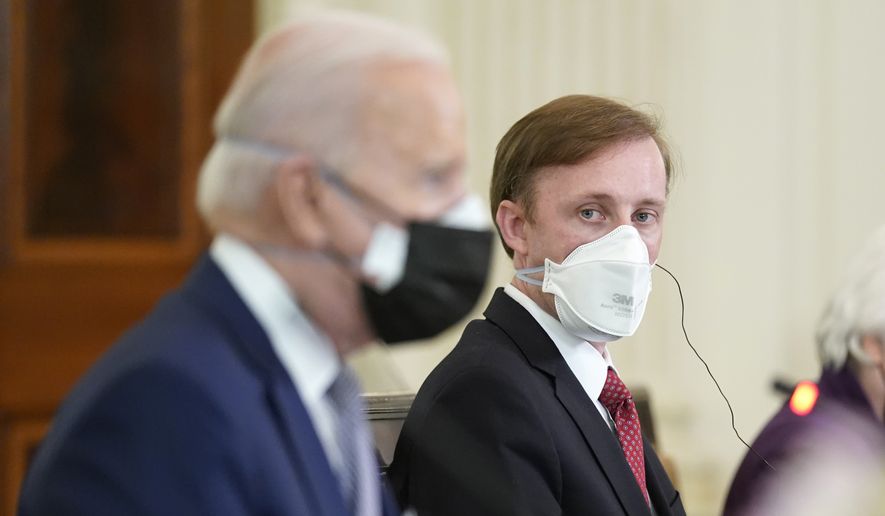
left=18, top=256, right=399, bottom=516
left=388, top=288, right=684, bottom=516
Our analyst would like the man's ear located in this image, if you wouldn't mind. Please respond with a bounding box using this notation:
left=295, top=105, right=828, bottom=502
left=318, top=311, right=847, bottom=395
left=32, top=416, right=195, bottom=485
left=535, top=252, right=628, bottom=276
left=861, top=335, right=885, bottom=366
left=275, top=155, right=327, bottom=249
left=495, top=199, right=529, bottom=257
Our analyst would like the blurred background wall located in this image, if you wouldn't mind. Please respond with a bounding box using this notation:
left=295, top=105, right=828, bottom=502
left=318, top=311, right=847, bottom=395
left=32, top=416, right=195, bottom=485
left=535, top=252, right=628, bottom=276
left=257, top=1, right=885, bottom=514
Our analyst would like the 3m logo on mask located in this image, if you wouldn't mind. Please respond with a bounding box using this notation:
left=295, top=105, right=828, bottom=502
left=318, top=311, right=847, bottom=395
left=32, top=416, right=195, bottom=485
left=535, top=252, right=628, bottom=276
left=612, top=293, right=634, bottom=306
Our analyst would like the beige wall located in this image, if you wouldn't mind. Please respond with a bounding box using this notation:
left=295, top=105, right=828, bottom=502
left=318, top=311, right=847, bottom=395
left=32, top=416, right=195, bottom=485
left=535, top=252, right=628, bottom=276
left=258, top=1, right=885, bottom=513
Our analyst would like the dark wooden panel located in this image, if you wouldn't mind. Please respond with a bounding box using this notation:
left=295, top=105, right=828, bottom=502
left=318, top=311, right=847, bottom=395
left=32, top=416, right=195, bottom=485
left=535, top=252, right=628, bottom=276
left=23, top=0, right=183, bottom=239
left=7, top=0, right=204, bottom=263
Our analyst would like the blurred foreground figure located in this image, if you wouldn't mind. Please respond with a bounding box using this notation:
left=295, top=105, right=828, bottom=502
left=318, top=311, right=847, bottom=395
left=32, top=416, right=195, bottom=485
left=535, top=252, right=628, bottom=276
left=390, top=95, right=685, bottom=515
left=723, top=225, right=885, bottom=516
left=19, top=11, right=491, bottom=516
left=745, top=405, right=885, bottom=516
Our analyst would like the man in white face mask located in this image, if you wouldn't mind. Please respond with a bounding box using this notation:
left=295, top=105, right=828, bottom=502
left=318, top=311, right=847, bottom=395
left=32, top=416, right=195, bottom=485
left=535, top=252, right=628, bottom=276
left=390, top=95, right=685, bottom=515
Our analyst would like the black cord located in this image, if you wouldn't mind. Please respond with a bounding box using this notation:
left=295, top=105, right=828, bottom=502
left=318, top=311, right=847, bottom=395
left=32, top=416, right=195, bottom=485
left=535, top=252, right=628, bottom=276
left=654, top=263, right=776, bottom=472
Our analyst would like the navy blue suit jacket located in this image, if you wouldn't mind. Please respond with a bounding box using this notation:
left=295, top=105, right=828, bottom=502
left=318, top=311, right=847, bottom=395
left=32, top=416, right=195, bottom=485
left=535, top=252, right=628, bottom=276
left=389, top=288, right=684, bottom=516
left=18, top=256, right=399, bottom=516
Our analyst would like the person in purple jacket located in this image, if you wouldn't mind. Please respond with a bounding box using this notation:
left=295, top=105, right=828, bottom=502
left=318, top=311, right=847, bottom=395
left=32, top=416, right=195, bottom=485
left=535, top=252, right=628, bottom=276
left=723, top=225, right=885, bottom=515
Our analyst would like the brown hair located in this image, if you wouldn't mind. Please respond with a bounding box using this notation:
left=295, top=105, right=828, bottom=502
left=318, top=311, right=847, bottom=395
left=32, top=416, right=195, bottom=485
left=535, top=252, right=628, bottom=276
left=490, top=94, right=673, bottom=257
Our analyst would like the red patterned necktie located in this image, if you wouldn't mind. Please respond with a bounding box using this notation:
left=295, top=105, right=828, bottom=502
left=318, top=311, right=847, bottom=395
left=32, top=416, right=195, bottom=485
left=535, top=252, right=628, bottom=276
left=599, top=367, right=650, bottom=506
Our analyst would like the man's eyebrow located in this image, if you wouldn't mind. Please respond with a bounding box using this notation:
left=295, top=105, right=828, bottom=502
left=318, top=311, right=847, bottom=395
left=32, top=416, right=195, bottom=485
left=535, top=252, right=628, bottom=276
left=418, top=157, right=463, bottom=175
left=575, top=192, right=667, bottom=208
left=429, top=156, right=463, bottom=168
left=637, top=197, right=667, bottom=209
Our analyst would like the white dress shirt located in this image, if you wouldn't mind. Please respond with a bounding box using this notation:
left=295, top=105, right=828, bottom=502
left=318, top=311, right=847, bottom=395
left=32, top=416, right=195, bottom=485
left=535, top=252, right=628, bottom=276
left=210, top=234, right=346, bottom=473
left=504, top=283, right=616, bottom=429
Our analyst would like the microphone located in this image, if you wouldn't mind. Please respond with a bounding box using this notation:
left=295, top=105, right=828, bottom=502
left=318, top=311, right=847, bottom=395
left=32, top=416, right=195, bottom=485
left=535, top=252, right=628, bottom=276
left=772, top=377, right=797, bottom=396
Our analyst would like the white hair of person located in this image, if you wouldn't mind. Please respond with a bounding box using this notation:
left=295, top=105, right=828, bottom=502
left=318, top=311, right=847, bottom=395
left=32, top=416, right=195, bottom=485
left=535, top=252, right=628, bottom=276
left=816, top=224, right=885, bottom=368
left=196, top=10, right=450, bottom=229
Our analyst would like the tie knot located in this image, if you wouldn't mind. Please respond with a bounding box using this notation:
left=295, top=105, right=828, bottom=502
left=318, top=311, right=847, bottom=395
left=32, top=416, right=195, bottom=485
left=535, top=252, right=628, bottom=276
left=599, top=367, right=633, bottom=412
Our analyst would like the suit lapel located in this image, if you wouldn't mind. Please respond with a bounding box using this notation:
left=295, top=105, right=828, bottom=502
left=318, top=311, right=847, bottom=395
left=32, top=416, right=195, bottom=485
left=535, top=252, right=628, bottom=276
left=555, top=375, right=651, bottom=515
left=484, top=288, right=651, bottom=516
left=181, top=255, right=348, bottom=516
left=266, top=378, right=349, bottom=516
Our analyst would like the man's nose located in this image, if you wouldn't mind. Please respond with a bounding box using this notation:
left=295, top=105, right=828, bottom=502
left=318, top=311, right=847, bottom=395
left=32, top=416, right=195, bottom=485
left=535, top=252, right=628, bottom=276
left=413, top=188, right=467, bottom=222
left=611, top=211, right=634, bottom=228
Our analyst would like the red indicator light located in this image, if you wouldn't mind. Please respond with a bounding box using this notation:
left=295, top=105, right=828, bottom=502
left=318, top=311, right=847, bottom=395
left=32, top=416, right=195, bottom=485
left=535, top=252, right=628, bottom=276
left=789, top=381, right=819, bottom=416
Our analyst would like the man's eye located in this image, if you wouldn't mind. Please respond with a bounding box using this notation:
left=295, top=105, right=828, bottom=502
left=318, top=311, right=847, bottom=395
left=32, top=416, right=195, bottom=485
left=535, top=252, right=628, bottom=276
left=579, top=209, right=599, bottom=220
left=422, top=169, right=449, bottom=190
left=635, top=212, right=655, bottom=223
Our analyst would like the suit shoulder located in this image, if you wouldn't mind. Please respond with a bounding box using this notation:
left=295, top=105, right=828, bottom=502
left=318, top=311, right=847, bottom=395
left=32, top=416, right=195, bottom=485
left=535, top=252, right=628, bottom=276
left=406, top=317, right=548, bottom=428
left=443, top=317, right=526, bottom=368
left=19, top=359, right=258, bottom=515
left=51, top=289, right=266, bottom=447
left=112, top=289, right=257, bottom=386
left=389, top=319, right=561, bottom=515
left=416, top=318, right=532, bottom=396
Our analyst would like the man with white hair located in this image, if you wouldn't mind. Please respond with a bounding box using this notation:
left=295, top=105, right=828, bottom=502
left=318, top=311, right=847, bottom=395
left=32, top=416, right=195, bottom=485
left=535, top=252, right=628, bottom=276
left=723, top=225, right=885, bottom=515
left=18, top=11, right=492, bottom=516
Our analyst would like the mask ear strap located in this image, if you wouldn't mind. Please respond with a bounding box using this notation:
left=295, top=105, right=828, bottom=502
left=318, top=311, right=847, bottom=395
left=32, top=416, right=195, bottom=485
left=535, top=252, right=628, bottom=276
left=515, top=265, right=545, bottom=286
left=319, top=167, right=406, bottom=224
left=253, top=242, right=361, bottom=273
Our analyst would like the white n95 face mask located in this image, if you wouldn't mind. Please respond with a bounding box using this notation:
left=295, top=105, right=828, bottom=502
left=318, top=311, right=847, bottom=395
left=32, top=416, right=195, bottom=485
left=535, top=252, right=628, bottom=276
left=516, top=225, right=653, bottom=342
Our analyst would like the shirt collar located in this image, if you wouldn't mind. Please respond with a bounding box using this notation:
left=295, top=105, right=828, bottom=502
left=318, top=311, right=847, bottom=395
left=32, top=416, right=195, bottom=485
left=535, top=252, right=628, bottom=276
left=210, top=234, right=340, bottom=405
left=503, top=283, right=614, bottom=401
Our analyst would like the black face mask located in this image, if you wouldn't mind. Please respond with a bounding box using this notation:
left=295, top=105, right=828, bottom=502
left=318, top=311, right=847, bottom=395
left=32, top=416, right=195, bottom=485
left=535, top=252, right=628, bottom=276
left=362, top=222, right=493, bottom=343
